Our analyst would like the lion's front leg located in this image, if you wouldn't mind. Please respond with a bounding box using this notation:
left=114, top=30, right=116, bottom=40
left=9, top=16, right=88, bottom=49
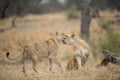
left=50, top=57, right=63, bottom=73
left=75, top=54, right=82, bottom=70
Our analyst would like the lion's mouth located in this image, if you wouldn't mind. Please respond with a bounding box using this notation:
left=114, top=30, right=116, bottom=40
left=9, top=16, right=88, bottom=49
left=62, top=40, right=67, bottom=44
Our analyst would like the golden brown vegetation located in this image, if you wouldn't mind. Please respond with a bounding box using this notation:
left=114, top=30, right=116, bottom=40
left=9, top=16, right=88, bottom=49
left=0, top=11, right=120, bottom=80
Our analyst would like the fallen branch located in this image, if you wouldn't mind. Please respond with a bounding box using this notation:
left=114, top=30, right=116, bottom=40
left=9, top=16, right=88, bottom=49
left=98, top=50, right=120, bottom=66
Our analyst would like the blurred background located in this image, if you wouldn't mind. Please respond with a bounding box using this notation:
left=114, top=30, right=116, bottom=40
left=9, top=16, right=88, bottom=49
left=0, top=0, right=120, bottom=80
left=0, top=0, right=120, bottom=17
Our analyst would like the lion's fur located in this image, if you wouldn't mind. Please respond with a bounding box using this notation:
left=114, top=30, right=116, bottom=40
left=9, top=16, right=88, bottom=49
left=6, top=37, right=62, bottom=75
left=62, top=33, right=93, bottom=70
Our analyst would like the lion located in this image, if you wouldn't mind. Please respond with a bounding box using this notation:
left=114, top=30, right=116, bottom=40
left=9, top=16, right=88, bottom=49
left=6, top=32, right=64, bottom=76
left=61, top=33, right=93, bottom=70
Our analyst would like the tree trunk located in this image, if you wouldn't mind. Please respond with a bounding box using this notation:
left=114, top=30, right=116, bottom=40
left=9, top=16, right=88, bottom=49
left=1, top=0, right=10, bottom=19
left=80, top=0, right=91, bottom=41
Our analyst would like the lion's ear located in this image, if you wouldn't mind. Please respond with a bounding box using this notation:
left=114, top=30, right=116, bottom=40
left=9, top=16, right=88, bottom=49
left=61, top=33, right=65, bottom=36
left=56, top=31, right=59, bottom=35
left=71, top=33, right=75, bottom=38
left=48, top=32, right=54, bottom=36
left=62, top=33, right=68, bottom=37
left=45, top=39, right=50, bottom=44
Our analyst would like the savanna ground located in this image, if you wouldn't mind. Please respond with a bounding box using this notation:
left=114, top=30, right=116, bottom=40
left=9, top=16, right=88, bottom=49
left=0, top=11, right=120, bottom=80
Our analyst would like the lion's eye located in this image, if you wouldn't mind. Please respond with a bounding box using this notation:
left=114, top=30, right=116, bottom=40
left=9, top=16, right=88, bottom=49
left=63, top=38, right=67, bottom=39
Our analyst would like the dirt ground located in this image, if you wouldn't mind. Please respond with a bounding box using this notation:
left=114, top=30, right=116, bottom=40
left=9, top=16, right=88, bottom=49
left=0, top=11, right=120, bottom=80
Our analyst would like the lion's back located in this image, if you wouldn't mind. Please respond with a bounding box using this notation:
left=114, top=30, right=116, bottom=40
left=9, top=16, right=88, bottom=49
left=25, top=40, right=58, bottom=58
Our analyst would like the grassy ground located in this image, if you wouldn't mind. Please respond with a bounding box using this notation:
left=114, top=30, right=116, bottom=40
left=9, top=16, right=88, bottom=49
left=0, top=11, right=120, bottom=80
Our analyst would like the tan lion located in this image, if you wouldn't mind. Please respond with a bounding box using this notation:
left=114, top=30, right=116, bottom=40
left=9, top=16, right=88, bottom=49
left=61, top=33, right=93, bottom=70
left=6, top=32, right=64, bottom=76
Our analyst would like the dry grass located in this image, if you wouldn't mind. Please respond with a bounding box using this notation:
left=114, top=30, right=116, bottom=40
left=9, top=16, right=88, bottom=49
left=0, top=11, right=120, bottom=80
left=0, top=64, right=120, bottom=80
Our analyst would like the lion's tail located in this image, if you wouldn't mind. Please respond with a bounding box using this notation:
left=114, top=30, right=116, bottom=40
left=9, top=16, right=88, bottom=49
left=6, top=40, right=30, bottom=61
left=6, top=52, right=22, bottom=60
left=6, top=46, right=28, bottom=64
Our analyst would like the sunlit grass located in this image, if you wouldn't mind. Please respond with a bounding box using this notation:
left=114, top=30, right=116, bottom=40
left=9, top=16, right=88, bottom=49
left=0, top=11, right=120, bottom=80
